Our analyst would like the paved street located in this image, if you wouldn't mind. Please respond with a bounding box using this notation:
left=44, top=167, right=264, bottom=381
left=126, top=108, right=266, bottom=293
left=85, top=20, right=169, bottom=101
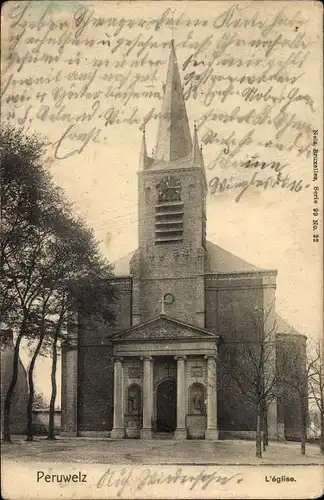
left=2, top=437, right=323, bottom=465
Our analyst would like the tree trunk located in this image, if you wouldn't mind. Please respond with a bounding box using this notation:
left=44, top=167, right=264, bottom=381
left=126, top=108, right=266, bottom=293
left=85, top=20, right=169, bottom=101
left=26, top=333, right=45, bottom=441
left=264, top=409, right=269, bottom=447
left=256, top=402, right=262, bottom=458
left=262, top=408, right=268, bottom=451
left=320, top=407, right=324, bottom=455
left=301, top=428, right=306, bottom=455
left=47, top=331, right=59, bottom=440
left=2, top=322, right=26, bottom=442
left=300, top=401, right=306, bottom=455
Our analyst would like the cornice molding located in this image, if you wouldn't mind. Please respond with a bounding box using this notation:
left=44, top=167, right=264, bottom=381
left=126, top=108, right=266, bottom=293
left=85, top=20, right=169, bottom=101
left=205, top=270, right=277, bottom=279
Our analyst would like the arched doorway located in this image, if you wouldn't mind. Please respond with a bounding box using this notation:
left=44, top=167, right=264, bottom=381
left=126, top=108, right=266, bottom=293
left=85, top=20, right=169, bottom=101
left=156, top=379, right=177, bottom=432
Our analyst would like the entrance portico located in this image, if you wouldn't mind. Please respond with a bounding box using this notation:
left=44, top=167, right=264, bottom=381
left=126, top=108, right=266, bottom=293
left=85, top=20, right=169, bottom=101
left=110, top=314, right=219, bottom=440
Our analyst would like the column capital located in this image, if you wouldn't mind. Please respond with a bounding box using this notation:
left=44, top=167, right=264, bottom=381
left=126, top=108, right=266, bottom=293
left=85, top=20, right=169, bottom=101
left=140, top=355, right=153, bottom=361
left=112, top=356, right=124, bottom=363
left=62, top=336, right=78, bottom=348
left=204, top=354, right=217, bottom=360
left=174, top=355, right=187, bottom=361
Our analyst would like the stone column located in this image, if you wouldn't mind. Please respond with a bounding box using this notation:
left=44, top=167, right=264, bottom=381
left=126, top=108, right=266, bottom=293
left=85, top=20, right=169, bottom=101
left=61, top=336, right=78, bottom=436
left=267, top=399, right=280, bottom=440
left=140, top=356, right=154, bottom=439
left=205, top=354, right=219, bottom=439
left=262, top=272, right=279, bottom=440
left=111, top=357, right=125, bottom=439
left=61, top=308, right=78, bottom=437
left=276, top=389, right=286, bottom=440
left=174, top=356, right=187, bottom=440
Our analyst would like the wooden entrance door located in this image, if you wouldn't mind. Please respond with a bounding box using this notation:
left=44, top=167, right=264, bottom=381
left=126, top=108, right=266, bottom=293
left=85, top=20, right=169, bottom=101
left=156, top=379, right=177, bottom=432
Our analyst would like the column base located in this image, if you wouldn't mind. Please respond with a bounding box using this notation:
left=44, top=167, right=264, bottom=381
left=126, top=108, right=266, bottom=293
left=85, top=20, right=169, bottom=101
left=268, top=428, right=283, bottom=441
left=60, top=431, right=78, bottom=437
left=174, top=428, right=187, bottom=440
left=140, top=428, right=153, bottom=439
left=205, top=428, right=219, bottom=440
left=277, top=423, right=285, bottom=440
left=111, top=428, right=125, bottom=439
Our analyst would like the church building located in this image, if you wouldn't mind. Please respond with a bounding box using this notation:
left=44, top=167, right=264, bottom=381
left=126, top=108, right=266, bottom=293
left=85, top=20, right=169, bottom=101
left=61, top=42, right=306, bottom=440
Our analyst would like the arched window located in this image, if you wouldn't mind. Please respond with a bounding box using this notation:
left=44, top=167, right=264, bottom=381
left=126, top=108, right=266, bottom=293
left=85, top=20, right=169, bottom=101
left=127, top=384, right=141, bottom=415
left=145, top=186, right=151, bottom=203
left=189, top=183, right=195, bottom=199
left=189, top=383, right=206, bottom=415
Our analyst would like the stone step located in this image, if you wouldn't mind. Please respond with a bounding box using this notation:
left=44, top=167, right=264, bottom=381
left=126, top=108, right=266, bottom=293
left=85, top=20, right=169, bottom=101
left=153, top=432, right=174, bottom=440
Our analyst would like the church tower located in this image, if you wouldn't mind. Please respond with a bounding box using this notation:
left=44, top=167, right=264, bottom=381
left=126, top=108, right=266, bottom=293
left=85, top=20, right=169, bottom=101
left=131, top=41, right=208, bottom=328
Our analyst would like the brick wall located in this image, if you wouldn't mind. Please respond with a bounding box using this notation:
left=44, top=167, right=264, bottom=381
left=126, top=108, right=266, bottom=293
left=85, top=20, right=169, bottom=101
left=77, top=278, right=132, bottom=432
left=78, top=345, right=114, bottom=431
left=205, top=274, right=264, bottom=431
left=276, top=333, right=307, bottom=439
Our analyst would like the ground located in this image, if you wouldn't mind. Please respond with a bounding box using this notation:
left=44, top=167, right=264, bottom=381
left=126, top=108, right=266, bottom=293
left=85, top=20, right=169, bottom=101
left=2, top=437, right=323, bottom=465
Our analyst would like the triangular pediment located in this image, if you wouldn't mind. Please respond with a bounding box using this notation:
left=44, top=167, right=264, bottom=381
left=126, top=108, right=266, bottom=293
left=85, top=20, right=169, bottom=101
left=110, top=315, right=218, bottom=342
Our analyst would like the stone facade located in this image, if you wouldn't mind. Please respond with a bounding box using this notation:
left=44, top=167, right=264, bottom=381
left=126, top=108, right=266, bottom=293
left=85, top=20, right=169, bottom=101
left=109, top=316, right=219, bottom=440
left=61, top=42, right=307, bottom=441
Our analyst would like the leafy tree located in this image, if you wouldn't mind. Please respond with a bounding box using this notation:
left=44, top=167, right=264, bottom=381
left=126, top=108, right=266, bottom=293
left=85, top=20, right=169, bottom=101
left=1, top=125, right=48, bottom=442
left=1, top=125, right=116, bottom=442
left=32, top=391, right=49, bottom=410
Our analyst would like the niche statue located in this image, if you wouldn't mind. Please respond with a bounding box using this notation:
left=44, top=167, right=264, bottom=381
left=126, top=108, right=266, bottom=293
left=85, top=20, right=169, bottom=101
left=193, top=392, right=203, bottom=412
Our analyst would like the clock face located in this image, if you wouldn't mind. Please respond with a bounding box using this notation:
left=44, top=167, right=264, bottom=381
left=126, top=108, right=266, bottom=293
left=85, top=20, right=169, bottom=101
left=156, top=176, right=181, bottom=202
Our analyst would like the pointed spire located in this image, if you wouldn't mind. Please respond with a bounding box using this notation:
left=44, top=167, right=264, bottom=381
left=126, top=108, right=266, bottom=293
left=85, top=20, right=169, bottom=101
left=139, top=129, right=149, bottom=170
left=155, top=40, right=192, bottom=162
left=200, top=143, right=207, bottom=190
left=193, top=122, right=201, bottom=166
left=192, top=122, right=207, bottom=189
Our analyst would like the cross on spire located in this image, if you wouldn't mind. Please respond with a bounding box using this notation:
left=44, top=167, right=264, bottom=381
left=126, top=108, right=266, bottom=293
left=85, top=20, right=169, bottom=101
left=170, top=10, right=176, bottom=40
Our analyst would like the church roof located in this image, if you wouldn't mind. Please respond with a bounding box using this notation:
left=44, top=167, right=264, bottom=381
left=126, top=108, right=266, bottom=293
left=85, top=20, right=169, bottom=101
left=112, top=241, right=264, bottom=276
left=206, top=241, right=263, bottom=273
left=146, top=152, right=194, bottom=171
left=154, top=40, right=193, bottom=163
left=275, top=314, right=305, bottom=337
left=112, top=251, right=136, bottom=275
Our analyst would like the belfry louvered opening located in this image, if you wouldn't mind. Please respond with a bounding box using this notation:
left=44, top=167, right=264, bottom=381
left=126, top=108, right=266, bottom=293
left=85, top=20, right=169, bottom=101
left=155, top=201, right=184, bottom=244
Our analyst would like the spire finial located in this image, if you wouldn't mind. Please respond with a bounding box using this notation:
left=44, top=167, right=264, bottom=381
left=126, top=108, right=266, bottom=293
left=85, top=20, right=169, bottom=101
left=139, top=129, right=149, bottom=170
left=171, top=12, right=175, bottom=42
left=193, top=121, right=201, bottom=166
